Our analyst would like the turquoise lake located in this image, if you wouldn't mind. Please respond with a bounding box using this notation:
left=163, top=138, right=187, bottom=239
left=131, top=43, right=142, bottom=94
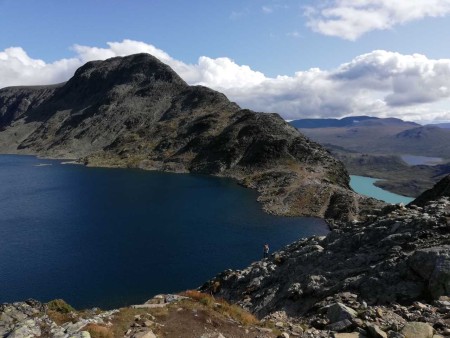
left=0, top=155, right=329, bottom=309
left=350, top=175, right=414, bottom=204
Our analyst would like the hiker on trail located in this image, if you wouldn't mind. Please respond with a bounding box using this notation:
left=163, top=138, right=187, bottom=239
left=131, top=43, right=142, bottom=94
left=263, top=243, right=269, bottom=259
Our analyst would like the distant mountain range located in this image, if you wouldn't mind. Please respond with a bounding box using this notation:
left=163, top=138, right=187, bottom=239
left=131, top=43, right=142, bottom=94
left=290, top=116, right=450, bottom=158
left=428, top=122, right=450, bottom=129
left=289, top=115, right=419, bottom=129
left=289, top=116, right=450, bottom=197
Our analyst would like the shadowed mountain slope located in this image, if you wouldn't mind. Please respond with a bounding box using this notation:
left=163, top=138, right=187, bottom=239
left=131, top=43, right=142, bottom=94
left=411, top=174, right=450, bottom=207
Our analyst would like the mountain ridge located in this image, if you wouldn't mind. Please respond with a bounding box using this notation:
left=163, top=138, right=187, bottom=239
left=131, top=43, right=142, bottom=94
left=289, top=115, right=419, bottom=129
left=0, top=53, right=383, bottom=221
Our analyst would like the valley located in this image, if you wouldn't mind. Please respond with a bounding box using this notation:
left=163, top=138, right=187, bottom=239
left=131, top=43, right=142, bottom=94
left=290, top=116, right=450, bottom=198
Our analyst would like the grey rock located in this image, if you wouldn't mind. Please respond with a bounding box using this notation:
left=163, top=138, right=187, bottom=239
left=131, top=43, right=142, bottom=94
left=332, top=333, right=365, bottom=338
left=7, top=320, right=41, bottom=338
left=409, top=246, right=450, bottom=299
left=327, top=303, right=358, bottom=323
left=367, top=324, right=388, bottom=338
left=70, top=332, right=91, bottom=338
left=401, top=322, right=434, bottom=338
left=326, top=319, right=353, bottom=332
left=132, top=330, right=157, bottom=338
left=199, top=334, right=225, bottom=338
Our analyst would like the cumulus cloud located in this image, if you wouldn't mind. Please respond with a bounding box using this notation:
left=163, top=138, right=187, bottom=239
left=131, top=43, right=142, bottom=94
left=0, top=47, right=81, bottom=87
left=1, top=40, right=450, bottom=122
left=221, top=50, right=450, bottom=122
left=306, top=0, right=450, bottom=40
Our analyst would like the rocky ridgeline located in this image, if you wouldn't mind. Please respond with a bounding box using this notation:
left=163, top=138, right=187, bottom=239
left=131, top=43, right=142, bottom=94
left=201, top=182, right=450, bottom=337
left=0, top=299, right=117, bottom=338
left=0, top=53, right=383, bottom=221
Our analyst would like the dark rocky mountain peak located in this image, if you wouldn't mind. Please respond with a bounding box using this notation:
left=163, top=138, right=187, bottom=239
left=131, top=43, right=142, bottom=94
left=62, top=53, right=187, bottom=96
left=0, top=53, right=383, bottom=221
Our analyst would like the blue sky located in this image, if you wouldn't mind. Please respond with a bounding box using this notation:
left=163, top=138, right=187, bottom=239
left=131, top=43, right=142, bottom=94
left=2, top=0, right=450, bottom=123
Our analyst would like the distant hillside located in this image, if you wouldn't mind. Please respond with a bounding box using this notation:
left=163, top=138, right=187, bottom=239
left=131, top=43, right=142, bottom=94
left=288, top=117, right=450, bottom=197
left=295, top=122, right=450, bottom=158
left=290, top=115, right=418, bottom=129
left=428, top=123, right=450, bottom=129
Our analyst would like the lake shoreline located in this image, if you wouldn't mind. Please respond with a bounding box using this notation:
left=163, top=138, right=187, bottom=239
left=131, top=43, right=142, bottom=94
left=0, top=154, right=330, bottom=309
left=350, top=175, right=415, bottom=204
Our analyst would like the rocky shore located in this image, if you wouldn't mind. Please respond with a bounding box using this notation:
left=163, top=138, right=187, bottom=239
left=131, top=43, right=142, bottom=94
left=199, top=176, right=450, bottom=337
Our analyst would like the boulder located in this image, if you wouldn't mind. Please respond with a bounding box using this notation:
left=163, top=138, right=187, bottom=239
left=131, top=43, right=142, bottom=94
left=132, top=330, right=157, bottom=338
left=367, top=324, right=388, bottom=338
left=332, top=333, right=365, bottom=338
left=327, top=303, right=358, bottom=323
left=326, top=319, right=353, bottom=332
left=409, top=247, right=450, bottom=299
left=401, top=322, right=434, bottom=338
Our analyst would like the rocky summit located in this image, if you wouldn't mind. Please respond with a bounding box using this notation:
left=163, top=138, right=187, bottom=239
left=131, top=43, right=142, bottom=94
left=0, top=53, right=382, bottom=221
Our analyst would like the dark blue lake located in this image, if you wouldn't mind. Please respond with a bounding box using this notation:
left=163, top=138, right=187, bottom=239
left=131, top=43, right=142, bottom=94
left=0, top=155, right=328, bottom=310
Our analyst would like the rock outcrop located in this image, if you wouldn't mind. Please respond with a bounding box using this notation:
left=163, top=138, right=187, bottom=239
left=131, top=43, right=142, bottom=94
left=0, top=295, right=279, bottom=338
left=0, top=53, right=383, bottom=220
left=200, top=177, right=450, bottom=335
left=0, top=299, right=116, bottom=338
left=202, top=197, right=450, bottom=316
left=412, top=175, right=450, bottom=207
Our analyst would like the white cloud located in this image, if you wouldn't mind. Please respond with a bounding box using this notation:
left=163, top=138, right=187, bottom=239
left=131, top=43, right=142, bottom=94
left=0, top=47, right=80, bottom=87
left=1, top=40, right=450, bottom=122
left=262, top=6, right=273, bottom=14
left=306, top=0, right=450, bottom=40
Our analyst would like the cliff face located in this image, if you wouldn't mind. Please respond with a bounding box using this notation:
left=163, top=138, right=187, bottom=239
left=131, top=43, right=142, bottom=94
left=0, top=53, right=382, bottom=220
